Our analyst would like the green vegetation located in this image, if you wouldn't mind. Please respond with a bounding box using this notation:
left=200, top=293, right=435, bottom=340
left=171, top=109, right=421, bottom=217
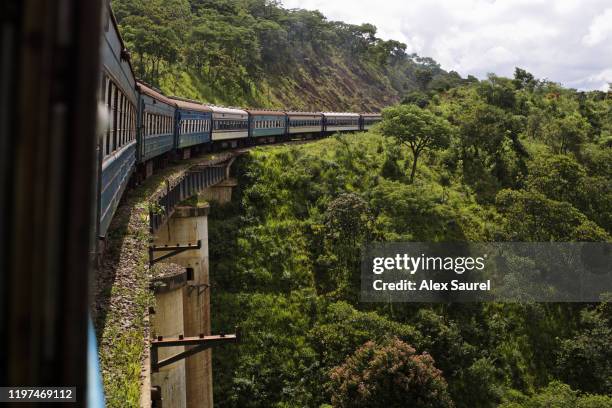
left=109, top=1, right=611, bottom=406
left=112, top=0, right=465, bottom=110
left=329, top=338, right=454, bottom=408
left=207, top=70, right=611, bottom=407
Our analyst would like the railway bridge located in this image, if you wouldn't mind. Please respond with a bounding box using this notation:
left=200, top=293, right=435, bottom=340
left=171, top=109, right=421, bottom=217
left=95, top=150, right=246, bottom=408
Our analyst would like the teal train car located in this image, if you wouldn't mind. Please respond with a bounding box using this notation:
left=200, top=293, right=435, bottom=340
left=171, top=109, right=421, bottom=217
left=136, top=82, right=177, bottom=165
left=247, top=109, right=288, bottom=142
left=287, top=111, right=324, bottom=136
left=170, top=96, right=212, bottom=158
left=98, top=6, right=139, bottom=237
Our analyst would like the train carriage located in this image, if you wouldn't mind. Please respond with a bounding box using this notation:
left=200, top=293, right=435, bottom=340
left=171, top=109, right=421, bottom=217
left=248, top=110, right=287, bottom=142
left=136, top=82, right=177, bottom=164
left=287, top=112, right=324, bottom=135
left=360, top=113, right=382, bottom=131
left=171, top=97, right=212, bottom=157
left=322, top=112, right=360, bottom=132
left=92, top=3, right=382, bottom=244
left=209, top=106, right=249, bottom=147
left=98, top=6, right=139, bottom=237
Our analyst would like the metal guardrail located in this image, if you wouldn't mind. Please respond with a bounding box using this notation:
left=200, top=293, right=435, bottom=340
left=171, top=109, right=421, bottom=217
left=149, top=164, right=227, bottom=233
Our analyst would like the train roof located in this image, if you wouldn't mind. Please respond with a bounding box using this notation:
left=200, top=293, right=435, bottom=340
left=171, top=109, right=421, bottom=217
left=107, top=5, right=137, bottom=81
left=169, top=96, right=212, bottom=113
left=286, top=111, right=323, bottom=116
left=206, top=105, right=248, bottom=115
left=321, top=112, right=360, bottom=117
left=246, top=109, right=286, bottom=116
left=136, top=81, right=177, bottom=107
left=361, top=113, right=382, bottom=117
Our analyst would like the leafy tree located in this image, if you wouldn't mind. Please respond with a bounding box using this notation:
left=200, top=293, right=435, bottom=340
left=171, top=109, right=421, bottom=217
left=543, top=113, right=591, bottom=155
left=526, top=154, right=586, bottom=203
left=477, top=74, right=517, bottom=110
left=381, top=105, right=452, bottom=183
left=495, top=189, right=610, bottom=241
left=513, top=67, right=537, bottom=91
left=500, top=381, right=612, bottom=408
left=323, top=193, right=374, bottom=298
left=402, top=90, right=430, bottom=108
left=555, top=303, right=612, bottom=394
left=415, top=68, right=435, bottom=90
left=329, top=338, right=454, bottom=408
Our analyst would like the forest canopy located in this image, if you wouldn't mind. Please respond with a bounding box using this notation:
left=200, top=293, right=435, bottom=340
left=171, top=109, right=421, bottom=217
left=112, top=0, right=466, bottom=110
left=206, top=67, right=611, bottom=407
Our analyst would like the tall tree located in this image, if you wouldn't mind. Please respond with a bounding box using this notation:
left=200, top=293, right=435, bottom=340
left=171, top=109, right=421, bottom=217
left=381, top=105, right=452, bottom=183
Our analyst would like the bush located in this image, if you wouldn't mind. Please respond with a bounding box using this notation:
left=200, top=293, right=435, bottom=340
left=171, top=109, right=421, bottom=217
left=329, top=337, right=454, bottom=408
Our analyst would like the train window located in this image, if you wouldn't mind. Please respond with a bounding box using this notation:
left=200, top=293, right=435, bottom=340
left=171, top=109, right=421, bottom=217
left=119, top=89, right=124, bottom=147
left=105, top=79, right=112, bottom=156
left=112, top=84, right=118, bottom=152
left=120, top=94, right=126, bottom=146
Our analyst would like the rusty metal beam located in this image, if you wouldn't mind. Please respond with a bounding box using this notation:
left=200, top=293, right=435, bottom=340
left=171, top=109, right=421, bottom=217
left=151, top=329, right=239, bottom=372
left=149, top=240, right=201, bottom=265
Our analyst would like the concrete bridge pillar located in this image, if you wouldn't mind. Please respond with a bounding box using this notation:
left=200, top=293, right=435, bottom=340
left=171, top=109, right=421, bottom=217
left=198, top=178, right=237, bottom=204
left=152, top=204, right=212, bottom=408
left=151, top=280, right=188, bottom=408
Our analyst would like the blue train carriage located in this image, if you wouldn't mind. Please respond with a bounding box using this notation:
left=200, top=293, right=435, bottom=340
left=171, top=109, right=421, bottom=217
left=170, top=96, right=213, bottom=159
left=98, top=4, right=139, bottom=237
left=286, top=111, right=324, bottom=138
left=136, top=82, right=177, bottom=176
left=209, top=106, right=249, bottom=150
left=247, top=109, right=288, bottom=144
left=360, top=113, right=382, bottom=131
left=322, top=112, right=360, bottom=133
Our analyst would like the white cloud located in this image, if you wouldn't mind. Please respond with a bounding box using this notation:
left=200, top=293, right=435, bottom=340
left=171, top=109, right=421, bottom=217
left=281, top=0, right=612, bottom=90
left=582, top=8, right=612, bottom=46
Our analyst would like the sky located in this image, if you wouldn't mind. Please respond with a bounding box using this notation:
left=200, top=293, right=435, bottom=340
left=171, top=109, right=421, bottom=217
left=281, top=0, right=612, bottom=91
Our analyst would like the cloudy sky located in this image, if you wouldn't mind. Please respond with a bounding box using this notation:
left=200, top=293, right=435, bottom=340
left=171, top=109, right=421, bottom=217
left=281, top=0, right=612, bottom=90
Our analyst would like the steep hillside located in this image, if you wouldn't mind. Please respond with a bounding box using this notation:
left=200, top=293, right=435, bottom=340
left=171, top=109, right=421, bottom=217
left=111, top=0, right=466, bottom=110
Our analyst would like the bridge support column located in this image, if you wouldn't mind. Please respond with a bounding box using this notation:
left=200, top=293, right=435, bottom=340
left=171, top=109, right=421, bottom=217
left=152, top=204, right=212, bottom=408
left=199, top=178, right=237, bottom=204
left=151, top=281, right=188, bottom=408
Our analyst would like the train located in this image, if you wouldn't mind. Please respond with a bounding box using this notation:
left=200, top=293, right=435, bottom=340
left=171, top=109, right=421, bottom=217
left=98, top=6, right=382, bottom=238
